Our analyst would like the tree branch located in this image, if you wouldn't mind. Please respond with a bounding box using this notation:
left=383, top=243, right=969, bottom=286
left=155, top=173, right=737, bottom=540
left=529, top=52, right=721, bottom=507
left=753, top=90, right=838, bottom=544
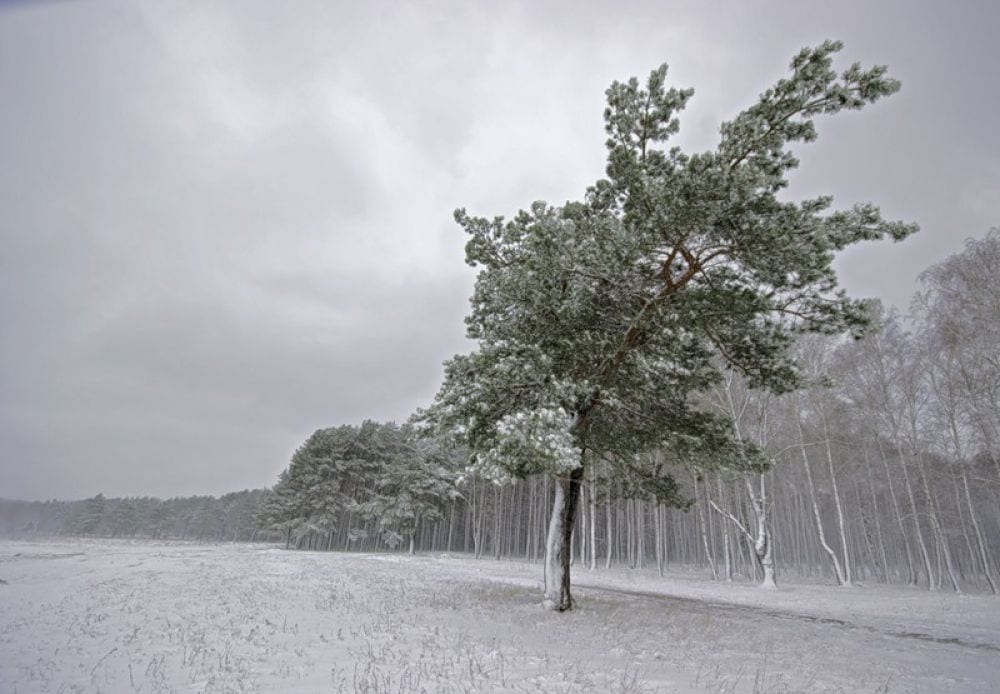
left=707, top=499, right=754, bottom=543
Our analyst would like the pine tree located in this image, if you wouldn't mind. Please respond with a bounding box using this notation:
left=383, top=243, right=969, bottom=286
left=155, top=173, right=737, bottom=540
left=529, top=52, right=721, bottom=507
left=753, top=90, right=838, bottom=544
left=359, top=427, right=461, bottom=554
left=264, top=421, right=462, bottom=552
left=426, top=41, right=916, bottom=610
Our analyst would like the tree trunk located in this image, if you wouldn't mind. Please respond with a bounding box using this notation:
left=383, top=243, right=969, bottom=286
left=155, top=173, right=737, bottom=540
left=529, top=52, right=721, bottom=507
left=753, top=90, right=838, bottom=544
left=963, top=467, right=998, bottom=593
left=605, top=492, right=613, bottom=570
left=637, top=500, right=646, bottom=569
left=447, top=502, right=455, bottom=553
left=797, top=413, right=846, bottom=585
left=694, top=474, right=718, bottom=579
left=717, top=474, right=733, bottom=581
left=900, top=450, right=935, bottom=589
left=524, top=478, right=535, bottom=561
left=543, top=465, right=585, bottom=611
left=746, top=474, right=777, bottom=589
left=625, top=498, right=634, bottom=568
left=862, top=446, right=891, bottom=583
left=916, top=455, right=961, bottom=593
left=821, top=414, right=853, bottom=585
left=875, top=437, right=916, bottom=584
left=494, top=486, right=502, bottom=560
left=652, top=503, right=662, bottom=577
left=588, top=467, right=597, bottom=571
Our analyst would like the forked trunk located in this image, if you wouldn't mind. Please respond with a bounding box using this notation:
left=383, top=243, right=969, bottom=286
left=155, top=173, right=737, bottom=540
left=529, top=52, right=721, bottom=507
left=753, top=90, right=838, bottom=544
left=797, top=411, right=846, bottom=585
left=821, top=414, right=852, bottom=585
left=758, top=520, right=777, bottom=589
left=746, top=473, right=777, bottom=589
left=543, top=465, right=585, bottom=611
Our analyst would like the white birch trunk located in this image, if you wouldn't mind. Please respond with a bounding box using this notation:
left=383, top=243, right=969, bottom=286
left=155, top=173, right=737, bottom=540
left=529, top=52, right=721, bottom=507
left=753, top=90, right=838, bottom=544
left=875, top=437, right=917, bottom=584
left=963, top=467, right=998, bottom=593
left=694, top=473, right=718, bottom=579
left=821, top=413, right=853, bottom=585
left=802, top=442, right=846, bottom=584
left=746, top=474, right=777, bottom=589
left=796, top=409, right=846, bottom=585
left=717, top=474, right=733, bottom=581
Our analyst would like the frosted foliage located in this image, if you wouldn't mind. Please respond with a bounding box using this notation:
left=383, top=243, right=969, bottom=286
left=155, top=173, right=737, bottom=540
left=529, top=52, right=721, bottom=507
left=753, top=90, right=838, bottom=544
left=473, top=407, right=580, bottom=483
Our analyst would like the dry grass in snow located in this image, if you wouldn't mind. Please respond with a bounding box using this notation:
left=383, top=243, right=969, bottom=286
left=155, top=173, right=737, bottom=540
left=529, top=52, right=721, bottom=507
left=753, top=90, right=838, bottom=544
left=1, top=539, right=998, bottom=693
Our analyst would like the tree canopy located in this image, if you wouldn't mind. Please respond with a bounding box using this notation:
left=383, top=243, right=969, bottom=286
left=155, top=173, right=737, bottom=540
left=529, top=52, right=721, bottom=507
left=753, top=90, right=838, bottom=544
left=259, top=421, right=461, bottom=551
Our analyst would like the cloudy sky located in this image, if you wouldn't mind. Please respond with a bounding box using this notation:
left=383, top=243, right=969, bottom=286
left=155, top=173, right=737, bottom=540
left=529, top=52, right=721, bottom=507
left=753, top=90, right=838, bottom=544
left=1, top=0, right=997, bottom=500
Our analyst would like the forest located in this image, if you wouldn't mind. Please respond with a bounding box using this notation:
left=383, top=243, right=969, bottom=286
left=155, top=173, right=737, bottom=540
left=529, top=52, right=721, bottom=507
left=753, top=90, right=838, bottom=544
left=0, top=490, right=267, bottom=543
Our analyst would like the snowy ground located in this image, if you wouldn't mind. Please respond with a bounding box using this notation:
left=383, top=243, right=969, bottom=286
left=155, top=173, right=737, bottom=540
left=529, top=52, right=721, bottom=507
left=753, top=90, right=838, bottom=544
left=1, top=540, right=998, bottom=693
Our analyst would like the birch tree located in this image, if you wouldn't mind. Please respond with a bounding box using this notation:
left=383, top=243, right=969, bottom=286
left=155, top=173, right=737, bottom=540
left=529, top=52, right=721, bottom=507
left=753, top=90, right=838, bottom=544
left=916, top=229, right=1000, bottom=592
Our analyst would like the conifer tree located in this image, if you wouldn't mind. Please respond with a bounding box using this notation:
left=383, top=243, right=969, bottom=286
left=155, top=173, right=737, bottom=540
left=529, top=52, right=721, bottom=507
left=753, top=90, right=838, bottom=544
left=427, top=41, right=916, bottom=610
left=359, top=427, right=461, bottom=554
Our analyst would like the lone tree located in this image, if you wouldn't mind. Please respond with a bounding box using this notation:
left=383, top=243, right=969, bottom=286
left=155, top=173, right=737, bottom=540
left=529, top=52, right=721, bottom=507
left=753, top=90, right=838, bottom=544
left=426, top=41, right=916, bottom=610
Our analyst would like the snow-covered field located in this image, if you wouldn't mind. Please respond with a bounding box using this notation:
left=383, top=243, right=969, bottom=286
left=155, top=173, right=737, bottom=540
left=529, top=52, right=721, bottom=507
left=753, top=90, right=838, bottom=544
left=2, top=540, right=998, bottom=693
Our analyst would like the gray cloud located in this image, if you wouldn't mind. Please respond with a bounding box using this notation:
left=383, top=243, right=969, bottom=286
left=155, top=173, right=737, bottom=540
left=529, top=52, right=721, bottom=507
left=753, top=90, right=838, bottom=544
left=1, top=0, right=997, bottom=499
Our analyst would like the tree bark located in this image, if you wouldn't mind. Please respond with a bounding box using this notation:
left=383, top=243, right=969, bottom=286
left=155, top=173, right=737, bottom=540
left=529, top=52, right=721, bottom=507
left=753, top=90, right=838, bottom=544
left=543, top=465, right=585, bottom=611
left=605, top=491, right=613, bottom=570
left=962, top=467, right=998, bottom=593
left=796, top=410, right=846, bottom=585
left=588, top=466, right=597, bottom=571
left=875, top=437, right=916, bottom=584
left=694, top=473, right=718, bottom=579
left=717, top=474, right=733, bottom=581
left=802, top=444, right=845, bottom=584
left=746, top=474, right=777, bottom=589
left=862, top=446, right=891, bottom=583
left=821, top=413, right=853, bottom=585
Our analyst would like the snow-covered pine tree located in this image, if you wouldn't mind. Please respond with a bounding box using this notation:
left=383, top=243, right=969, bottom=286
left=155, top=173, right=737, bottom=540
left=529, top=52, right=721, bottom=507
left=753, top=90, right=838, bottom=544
left=264, top=421, right=463, bottom=552
left=358, top=426, right=461, bottom=554
left=427, top=41, right=916, bottom=610
left=263, top=423, right=386, bottom=549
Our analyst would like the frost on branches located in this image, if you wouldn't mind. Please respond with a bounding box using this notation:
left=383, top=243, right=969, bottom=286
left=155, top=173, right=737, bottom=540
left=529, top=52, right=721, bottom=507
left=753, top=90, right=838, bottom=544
left=427, top=40, right=916, bottom=611
left=474, top=407, right=579, bottom=484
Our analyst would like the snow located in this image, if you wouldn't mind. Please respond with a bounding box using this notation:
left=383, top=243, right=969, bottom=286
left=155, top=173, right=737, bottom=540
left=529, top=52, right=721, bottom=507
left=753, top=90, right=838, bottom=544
left=2, top=539, right=999, bottom=693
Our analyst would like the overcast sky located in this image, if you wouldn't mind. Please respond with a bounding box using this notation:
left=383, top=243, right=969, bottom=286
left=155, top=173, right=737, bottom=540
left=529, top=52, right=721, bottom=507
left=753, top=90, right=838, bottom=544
left=1, top=0, right=997, bottom=501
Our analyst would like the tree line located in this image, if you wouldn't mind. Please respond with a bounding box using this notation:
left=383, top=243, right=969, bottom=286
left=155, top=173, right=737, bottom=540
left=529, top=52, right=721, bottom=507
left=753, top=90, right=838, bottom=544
left=5, top=230, right=997, bottom=595
left=0, top=490, right=271, bottom=543
left=252, top=239, right=1000, bottom=591
left=255, top=224, right=999, bottom=595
